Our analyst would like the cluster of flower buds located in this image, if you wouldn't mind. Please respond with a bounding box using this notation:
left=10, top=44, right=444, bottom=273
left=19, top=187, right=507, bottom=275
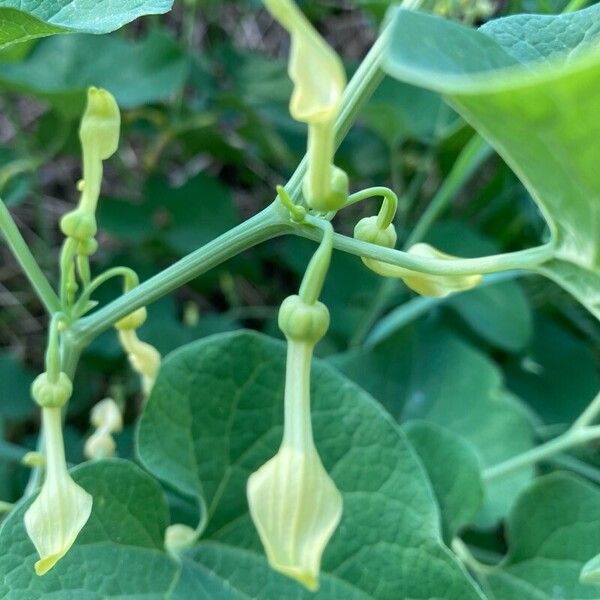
left=59, top=87, right=120, bottom=304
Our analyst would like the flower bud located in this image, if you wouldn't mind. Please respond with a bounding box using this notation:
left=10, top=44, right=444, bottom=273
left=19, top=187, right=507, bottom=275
left=31, top=372, right=73, bottom=409
left=278, top=295, right=330, bottom=344
left=247, top=336, right=342, bottom=590
left=581, top=554, right=600, bottom=584
left=79, top=87, right=120, bottom=161
left=304, top=165, right=349, bottom=213
left=264, top=0, right=346, bottom=124
left=354, top=215, right=397, bottom=249
left=60, top=209, right=97, bottom=242
left=117, top=329, right=161, bottom=395
left=402, top=243, right=483, bottom=297
left=84, top=398, right=123, bottom=460
left=164, top=524, right=199, bottom=556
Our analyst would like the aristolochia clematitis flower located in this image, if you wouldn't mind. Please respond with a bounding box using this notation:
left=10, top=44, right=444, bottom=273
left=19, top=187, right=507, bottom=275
left=84, top=398, right=123, bottom=459
left=263, top=0, right=348, bottom=212
left=117, top=329, right=161, bottom=395
left=354, top=216, right=482, bottom=298
left=25, top=397, right=92, bottom=576
left=114, top=306, right=161, bottom=396
left=247, top=295, right=342, bottom=591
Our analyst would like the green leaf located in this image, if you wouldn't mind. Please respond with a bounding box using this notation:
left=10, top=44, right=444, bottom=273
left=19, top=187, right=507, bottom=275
left=483, top=473, right=600, bottom=599
left=177, top=543, right=371, bottom=599
left=384, top=6, right=600, bottom=319
left=363, top=78, right=457, bottom=146
left=427, top=223, right=533, bottom=352
left=0, top=30, right=189, bottom=113
left=404, top=421, right=484, bottom=542
left=0, top=459, right=181, bottom=598
left=138, top=330, right=483, bottom=599
left=448, top=279, right=532, bottom=352
left=506, top=317, right=600, bottom=426
left=0, top=1, right=173, bottom=50
left=332, top=323, right=535, bottom=527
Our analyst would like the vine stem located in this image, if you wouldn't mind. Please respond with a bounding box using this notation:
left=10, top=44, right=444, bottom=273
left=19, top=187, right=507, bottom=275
left=0, top=198, right=61, bottom=314
left=68, top=17, right=395, bottom=347
left=483, top=424, right=600, bottom=482
left=295, top=227, right=556, bottom=276
left=572, top=389, right=600, bottom=430
left=70, top=204, right=291, bottom=346
left=451, top=538, right=492, bottom=575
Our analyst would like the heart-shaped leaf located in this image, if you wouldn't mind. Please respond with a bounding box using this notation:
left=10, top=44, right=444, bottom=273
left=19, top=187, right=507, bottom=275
left=332, top=323, right=535, bottom=527
left=137, top=330, right=483, bottom=598
left=384, top=6, right=600, bottom=319
left=483, top=473, right=600, bottom=599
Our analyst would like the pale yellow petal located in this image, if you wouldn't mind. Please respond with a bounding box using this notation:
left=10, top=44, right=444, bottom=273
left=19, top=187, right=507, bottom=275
left=264, top=0, right=346, bottom=124
left=24, top=407, right=92, bottom=576
left=25, top=477, right=92, bottom=575
left=247, top=445, right=342, bottom=591
left=364, top=243, right=482, bottom=298
left=80, top=87, right=121, bottom=160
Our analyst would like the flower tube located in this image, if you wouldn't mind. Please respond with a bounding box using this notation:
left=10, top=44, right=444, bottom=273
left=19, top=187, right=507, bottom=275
left=25, top=373, right=92, bottom=576
left=247, top=221, right=342, bottom=590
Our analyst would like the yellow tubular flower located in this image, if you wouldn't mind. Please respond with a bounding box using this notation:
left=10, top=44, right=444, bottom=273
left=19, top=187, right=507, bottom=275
left=117, top=329, right=161, bottom=395
left=353, top=218, right=482, bottom=297
left=247, top=296, right=342, bottom=591
left=25, top=406, right=92, bottom=576
left=364, top=243, right=483, bottom=298
left=263, top=0, right=347, bottom=212
left=78, top=87, right=121, bottom=215
left=84, top=398, right=123, bottom=460
left=264, top=0, right=345, bottom=124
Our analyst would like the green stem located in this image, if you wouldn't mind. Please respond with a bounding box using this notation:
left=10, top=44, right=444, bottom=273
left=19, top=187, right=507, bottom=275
left=483, top=425, right=600, bottom=482
left=564, top=0, right=590, bottom=11
left=298, top=217, right=333, bottom=304
left=572, top=389, right=600, bottom=430
left=69, top=19, right=392, bottom=346
left=344, top=186, right=398, bottom=229
left=0, top=198, right=61, bottom=314
left=451, top=538, right=492, bottom=575
left=72, top=266, right=139, bottom=318
left=70, top=205, right=291, bottom=346
left=295, top=227, right=556, bottom=276
left=306, top=122, right=335, bottom=204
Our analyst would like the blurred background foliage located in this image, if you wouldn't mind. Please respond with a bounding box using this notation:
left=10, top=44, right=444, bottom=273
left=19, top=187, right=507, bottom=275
left=0, top=0, right=598, bottom=557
